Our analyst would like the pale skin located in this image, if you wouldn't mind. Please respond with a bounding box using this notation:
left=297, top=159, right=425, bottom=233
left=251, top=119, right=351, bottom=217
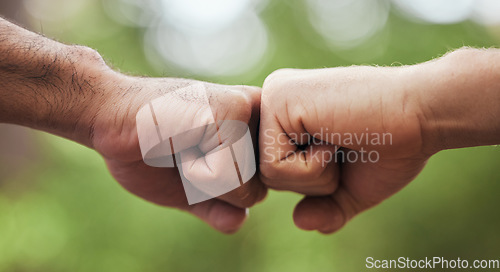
left=1, top=17, right=499, bottom=234
left=259, top=48, right=500, bottom=233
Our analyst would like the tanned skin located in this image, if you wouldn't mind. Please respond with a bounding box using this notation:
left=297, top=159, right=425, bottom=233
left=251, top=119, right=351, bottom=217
left=0, top=18, right=267, bottom=234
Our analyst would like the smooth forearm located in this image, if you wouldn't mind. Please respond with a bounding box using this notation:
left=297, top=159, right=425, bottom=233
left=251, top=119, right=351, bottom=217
left=413, top=47, right=500, bottom=153
left=0, top=18, right=115, bottom=147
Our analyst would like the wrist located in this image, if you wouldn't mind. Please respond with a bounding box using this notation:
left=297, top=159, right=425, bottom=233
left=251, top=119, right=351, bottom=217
left=52, top=45, right=122, bottom=147
left=6, top=43, right=118, bottom=147
left=412, top=47, right=500, bottom=153
left=0, top=19, right=119, bottom=147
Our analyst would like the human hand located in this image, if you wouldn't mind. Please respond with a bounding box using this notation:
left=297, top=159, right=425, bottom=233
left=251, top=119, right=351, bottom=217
left=0, top=16, right=267, bottom=233
left=2, top=15, right=498, bottom=235
left=88, top=70, right=267, bottom=233
left=259, top=66, right=431, bottom=233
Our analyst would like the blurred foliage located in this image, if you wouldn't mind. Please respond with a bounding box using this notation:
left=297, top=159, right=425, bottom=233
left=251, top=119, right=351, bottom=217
left=1, top=0, right=500, bottom=271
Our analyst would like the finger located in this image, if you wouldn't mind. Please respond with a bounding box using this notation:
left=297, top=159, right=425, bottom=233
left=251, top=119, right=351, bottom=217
left=259, top=119, right=339, bottom=194
left=215, top=85, right=268, bottom=208
left=206, top=84, right=255, bottom=123
left=259, top=107, right=298, bottom=170
left=106, top=159, right=249, bottom=233
left=293, top=187, right=361, bottom=233
left=293, top=157, right=427, bottom=233
left=259, top=92, right=340, bottom=193
left=178, top=145, right=267, bottom=208
left=208, top=85, right=266, bottom=208
left=185, top=198, right=248, bottom=234
left=242, top=85, right=261, bottom=162
left=106, top=159, right=190, bottom=207
left=261, top=155, right=339, bottom=195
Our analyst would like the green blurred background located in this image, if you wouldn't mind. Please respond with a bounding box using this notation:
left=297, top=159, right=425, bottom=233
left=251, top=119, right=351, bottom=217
left=0, top=0, right=500, bottom=271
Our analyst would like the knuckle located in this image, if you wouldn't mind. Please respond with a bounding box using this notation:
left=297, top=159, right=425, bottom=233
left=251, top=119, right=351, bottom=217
left=229, top=91, right=253, bottom=121
left=238, top=84, right=261, bottom=96
left=263, top=68, right=293, bottom=89
left=214, top=87, right=253, bottom=122
left=262, top=69, right=303, bottom=104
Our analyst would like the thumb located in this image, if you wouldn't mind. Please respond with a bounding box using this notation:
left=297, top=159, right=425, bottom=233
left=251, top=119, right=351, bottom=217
left=186, top=199, right=248, bottom=234
left=293, top=157, right=427, bottom=233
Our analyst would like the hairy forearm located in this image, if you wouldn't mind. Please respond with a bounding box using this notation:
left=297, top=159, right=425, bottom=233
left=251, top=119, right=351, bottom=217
left=0, top=18, right=114, bottom=146
left=413, top=47, right=500, bottom=153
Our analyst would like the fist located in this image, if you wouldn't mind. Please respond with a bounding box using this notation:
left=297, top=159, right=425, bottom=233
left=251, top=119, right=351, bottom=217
left=259, top=67, right=429, bottom=233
